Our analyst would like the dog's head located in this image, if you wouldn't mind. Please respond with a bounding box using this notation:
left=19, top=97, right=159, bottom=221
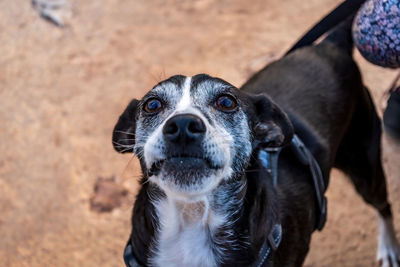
left=113, top=74, right=293, bottom=200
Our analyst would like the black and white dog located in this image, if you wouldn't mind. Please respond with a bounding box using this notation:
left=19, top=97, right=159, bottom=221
left=112, top=18, right=400, bottom=266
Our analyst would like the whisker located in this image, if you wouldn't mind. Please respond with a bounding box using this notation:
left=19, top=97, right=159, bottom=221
left=119, top=146, right=135, bottom=153
left=243, top=169, right=260, bottom=173
left=114, top=130, right=135, bottom=136
left=112, top=141, right=134, bottom=148
left=142, top=178, right=151, bottom=185
left=134, top=143, right=146, bottom=148
left=119, top=155, right=136, bottom=185
left=119, top=138, right=135, bottom=141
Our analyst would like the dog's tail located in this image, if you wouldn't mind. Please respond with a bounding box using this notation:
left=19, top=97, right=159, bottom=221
left=320, top=15, right=355, bottom=55
left=286, top=0, right=366, bottom=55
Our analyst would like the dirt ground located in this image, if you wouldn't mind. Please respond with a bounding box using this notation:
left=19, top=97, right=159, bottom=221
left=0, top=0, right=399, bottom=266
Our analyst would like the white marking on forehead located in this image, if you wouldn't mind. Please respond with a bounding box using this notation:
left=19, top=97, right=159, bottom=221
left=176, top=76, right=192, bottom=112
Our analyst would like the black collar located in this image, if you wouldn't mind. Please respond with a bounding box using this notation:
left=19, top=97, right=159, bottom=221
left=123, top=134, right=326, bottom=266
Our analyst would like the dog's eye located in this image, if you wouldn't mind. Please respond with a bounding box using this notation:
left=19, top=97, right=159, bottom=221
left=144, top=98, right=163, bottom=113
left=215, top=95, right=237, bottom=111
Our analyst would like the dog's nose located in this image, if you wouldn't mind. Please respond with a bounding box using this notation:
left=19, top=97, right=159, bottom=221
left=163, top=114, right=206, bottom=144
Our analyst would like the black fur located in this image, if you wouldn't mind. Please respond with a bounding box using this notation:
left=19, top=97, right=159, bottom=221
left=113, top=19, right=393, bottom=266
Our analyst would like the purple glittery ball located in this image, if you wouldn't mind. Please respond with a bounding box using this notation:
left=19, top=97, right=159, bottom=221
left=352, top=0, right=400, bottom=68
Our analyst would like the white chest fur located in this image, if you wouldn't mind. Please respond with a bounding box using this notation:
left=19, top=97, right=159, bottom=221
left=151, top=197, right=225, bottom=267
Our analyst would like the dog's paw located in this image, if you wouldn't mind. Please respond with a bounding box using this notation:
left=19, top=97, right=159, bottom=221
left=377, top=215, right=400, bottom=267
left=377, top=246, right=400, bottom=267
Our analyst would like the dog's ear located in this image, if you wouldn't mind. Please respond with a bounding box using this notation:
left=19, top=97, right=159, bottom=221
left=249, top=94, right=294, bottom=148
left=112, top=99, right=139, bottom=153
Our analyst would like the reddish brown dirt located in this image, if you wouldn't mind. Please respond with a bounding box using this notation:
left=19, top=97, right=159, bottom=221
left=0, top=0, right=399, bottom=266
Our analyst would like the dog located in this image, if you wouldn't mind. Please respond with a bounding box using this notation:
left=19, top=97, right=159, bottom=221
left=112, top=17, right=400, bottom=266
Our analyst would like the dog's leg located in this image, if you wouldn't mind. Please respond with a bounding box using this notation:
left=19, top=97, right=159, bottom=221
left=335, top=89, right=400, bottom=266
left=377, top=208, right=400, bottom=267
left=345, top=154, right=400, bottom=266
left=337, top=134, right=400, bottom=266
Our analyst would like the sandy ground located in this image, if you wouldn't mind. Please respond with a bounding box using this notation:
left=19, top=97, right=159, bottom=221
left=0, top=0, right=399, bottom=266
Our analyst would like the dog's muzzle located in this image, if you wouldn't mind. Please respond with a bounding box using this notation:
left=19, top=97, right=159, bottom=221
left=149, top=114, right=219, bottom=179
left=163, top=113, right=206, bottom=145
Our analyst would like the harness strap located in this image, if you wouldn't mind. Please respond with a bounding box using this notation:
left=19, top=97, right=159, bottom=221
left=258, top=148, right=281, bottom=187
left=290, top=135, right=327, bottom=230
left=260, top=135, right=327, bottom=231
left=255, top=224, right=282, bottom=267
left=123, top=241, right=142, bottom=267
